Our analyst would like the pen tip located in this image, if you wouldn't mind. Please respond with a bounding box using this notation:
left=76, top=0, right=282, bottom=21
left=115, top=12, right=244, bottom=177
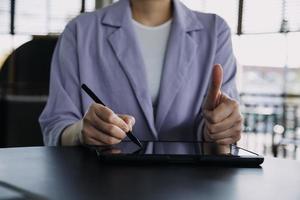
left=138, top=142, right=143, bottom=148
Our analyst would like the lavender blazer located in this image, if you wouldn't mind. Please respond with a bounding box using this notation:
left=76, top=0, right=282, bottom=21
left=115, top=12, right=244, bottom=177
left=39, top=0, right=238, bottom=146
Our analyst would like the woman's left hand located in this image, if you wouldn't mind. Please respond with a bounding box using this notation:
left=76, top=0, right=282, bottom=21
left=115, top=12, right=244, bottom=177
left=202, top=64, right=243, bottom=145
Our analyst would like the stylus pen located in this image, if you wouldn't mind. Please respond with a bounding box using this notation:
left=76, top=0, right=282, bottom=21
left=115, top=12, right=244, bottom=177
left=81, top=84, right=143, bottom=148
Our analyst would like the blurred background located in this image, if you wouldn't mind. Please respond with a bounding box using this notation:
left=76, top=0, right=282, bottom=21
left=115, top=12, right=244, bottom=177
left=0, top=0, right=299, bottom=160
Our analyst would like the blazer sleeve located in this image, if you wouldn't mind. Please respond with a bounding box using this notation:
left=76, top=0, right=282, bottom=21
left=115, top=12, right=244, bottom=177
left=214, top=15, right=239, bottom=101
left=39, top=25, right=83, bottom=146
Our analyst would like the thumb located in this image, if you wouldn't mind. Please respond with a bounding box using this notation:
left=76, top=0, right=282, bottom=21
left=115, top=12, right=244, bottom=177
left=118, top=115, right=136, bottom=131
left=204, top=64, right=223, bottom=110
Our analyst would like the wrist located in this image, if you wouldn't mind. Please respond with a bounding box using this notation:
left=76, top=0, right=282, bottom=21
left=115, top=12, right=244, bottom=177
left=203, top=125, right=213, bottom=142
left=61, top=120, right=83, bottom=146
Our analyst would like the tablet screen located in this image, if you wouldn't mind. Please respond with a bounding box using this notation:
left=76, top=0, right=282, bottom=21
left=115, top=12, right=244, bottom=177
left=93, top=141, right=259, bottom=157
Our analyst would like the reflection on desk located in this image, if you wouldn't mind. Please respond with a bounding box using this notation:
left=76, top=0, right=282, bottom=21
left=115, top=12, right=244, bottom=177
left=0, top=147, right=299, bottom=200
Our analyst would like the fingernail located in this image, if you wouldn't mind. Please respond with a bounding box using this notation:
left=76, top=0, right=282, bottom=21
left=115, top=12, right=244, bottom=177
left=130, top=121, right=135, bottom=132
left=131, top=117, right=135, bottom=125
left=124, top=125, right=129, bottom=132
left=112, top=113, right=118, bottom=120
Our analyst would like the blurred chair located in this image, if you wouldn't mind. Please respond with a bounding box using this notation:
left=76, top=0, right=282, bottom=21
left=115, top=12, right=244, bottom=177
left=240, top=93, right=300, bottom=159
left=0, top=36, right=58, bottom=147
left=272, top=99, right=300, bottom=159
left=241, top=102, right=277, bottom=155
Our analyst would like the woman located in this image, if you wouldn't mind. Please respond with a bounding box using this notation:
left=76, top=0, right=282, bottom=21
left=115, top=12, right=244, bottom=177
left=39, top=0, right=243, bottom=146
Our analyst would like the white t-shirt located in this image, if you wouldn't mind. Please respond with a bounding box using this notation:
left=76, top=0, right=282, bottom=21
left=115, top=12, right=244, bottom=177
left=132, top=19, right=172, bottom=108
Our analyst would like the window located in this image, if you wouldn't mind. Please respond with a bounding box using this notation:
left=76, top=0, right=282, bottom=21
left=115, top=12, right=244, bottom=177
left=242, top=0, right=283, bottom=34
left=0, top=0, right=10, bottom=34
left=14, top=0, right=95, bottom=35
left=0, top=0, right=95, bottom=68
left=286, top=0, right=300, bottom=32
left=242, top=0, right=300, bottom=34
left=181, top=0, right=300, bottom=95
left=181, top=0, right=239, bottom=34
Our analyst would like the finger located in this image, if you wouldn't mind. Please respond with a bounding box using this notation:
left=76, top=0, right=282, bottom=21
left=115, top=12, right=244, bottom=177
left=204, top=64, right=223, bottom=110
left=204, top=95, right=238, bottom=123
left=92, top=104, right=129, bottom=132
left=204, top=110, right=243, bottom=134
left=84, top=123, right=122, bottom=145
left=216, top=138, right=235, bottom=145
left=81, top=124, right=105, bottom=145
left=203, top=126, right=214, bottom=142
left=118, top=114, right=135, bottom=131
left=91, top=112, right=127, bottom=140
left=85, top=137, right=105, bottom=146
left=209, top=123, right=243, bottom=141
left=216, top=132, right=241, bottom=145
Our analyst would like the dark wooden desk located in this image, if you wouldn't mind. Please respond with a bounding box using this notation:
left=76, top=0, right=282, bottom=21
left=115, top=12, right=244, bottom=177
left=0, top=147, right=299, bottom=200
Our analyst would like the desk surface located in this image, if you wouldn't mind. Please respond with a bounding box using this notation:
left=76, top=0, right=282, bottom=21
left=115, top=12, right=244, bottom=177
left=0, top=147, right=299, bottom=200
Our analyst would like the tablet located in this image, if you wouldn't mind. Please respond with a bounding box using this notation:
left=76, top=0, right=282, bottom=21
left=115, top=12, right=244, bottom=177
left=90, top=141, right=264, bottom=166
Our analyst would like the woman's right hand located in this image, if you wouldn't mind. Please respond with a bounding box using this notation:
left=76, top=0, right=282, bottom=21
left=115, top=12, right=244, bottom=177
left=80, top=103, right=135, bottom=145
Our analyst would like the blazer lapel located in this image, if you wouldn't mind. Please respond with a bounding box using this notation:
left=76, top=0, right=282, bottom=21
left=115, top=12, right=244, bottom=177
left=155, top=0, right=204, bottom=132
left=102, top=0, right=157, bottom=137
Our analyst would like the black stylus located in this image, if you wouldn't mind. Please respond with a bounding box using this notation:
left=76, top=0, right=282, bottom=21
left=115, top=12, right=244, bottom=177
left=81, top=84, right=143, bottom=148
